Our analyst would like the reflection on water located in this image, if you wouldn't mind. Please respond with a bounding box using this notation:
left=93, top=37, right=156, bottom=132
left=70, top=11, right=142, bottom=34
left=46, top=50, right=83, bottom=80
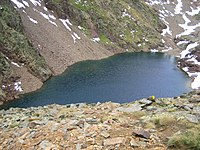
left=1, top=52, right=192, bottom=109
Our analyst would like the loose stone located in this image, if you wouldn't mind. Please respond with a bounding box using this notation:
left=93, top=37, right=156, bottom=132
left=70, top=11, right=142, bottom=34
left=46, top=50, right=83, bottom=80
left=132, top=129, right=150, bottom=139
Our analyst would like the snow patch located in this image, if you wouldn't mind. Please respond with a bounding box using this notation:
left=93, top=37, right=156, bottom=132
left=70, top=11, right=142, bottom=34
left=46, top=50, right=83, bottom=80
left=78, top=26, right=85, bottom=30
left=73, top=32, right=81, bottom=39
left=186, top=6, right=200, bottom=16
left=22, top=0, right=29, bottom=7
left=180, top=42, right=199, bottom=58
left=14, top=82, right=23, bottom=92
left=160, top=17, right=172, bottom=36
left=11, top=0, right=25, bottom=9
left=49, top=20, right=57, bottom=27
left=176, top=14, right=200, bottom=38
left=151, top=49, right=159, bottom=52
left=187, top=57, right=200, bottom=65
left=182, top=67, right=189, bottom=72
left=182, top=67, right=200, bottom=89
left=40, top=12, right=49, bottom=20
left=177, top=40, right=190, bottom=45
left=44, top=7, right=48, bottom=11
left=92, top=37, right=100, bottom=42
left=40, top=12, right=57, bottom=26
left=161, top=24, right=172, bottom=36
left=22, top=10, right=27, bottom=14
left=71, top=35, right=76, bottom=43
left=145, top=0, right=163, bottom=6
left=66, top=19, right=72, bottom=26
left=161, top=39, right=165, bottom=43
left=29, top=0, right=41, bottom=6
left=11, top=62, right=21, bottom=67
left=70, top=32, right=81, bottom=43
left=191, top=73, right=200, bottom=89
left=59, top=19, right=72, bottom=31
left=49, top=14, right=56, bottom=20
left=174, top=0, right=183, bottom=14
left=162, top=47, right=173, bottom=52
left=28, top=16, right=38, bottom=24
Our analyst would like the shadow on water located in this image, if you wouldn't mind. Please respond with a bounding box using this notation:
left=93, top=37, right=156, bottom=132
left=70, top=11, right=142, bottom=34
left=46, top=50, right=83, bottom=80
left=1, top=52, right=192, bottom=109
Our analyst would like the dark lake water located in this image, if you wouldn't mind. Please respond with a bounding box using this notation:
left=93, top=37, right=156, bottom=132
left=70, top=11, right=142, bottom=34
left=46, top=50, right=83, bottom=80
left=1, top=52, right=192, bottom=109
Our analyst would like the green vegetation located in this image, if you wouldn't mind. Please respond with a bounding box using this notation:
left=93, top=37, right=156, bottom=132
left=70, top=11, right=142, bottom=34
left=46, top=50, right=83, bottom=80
left=168, top=127, right=200, bottom=150
left=45, top=0, right=165, bottom=51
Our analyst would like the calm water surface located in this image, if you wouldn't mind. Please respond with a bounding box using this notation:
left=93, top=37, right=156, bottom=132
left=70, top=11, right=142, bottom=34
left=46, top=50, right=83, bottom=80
left=2, top=52, right=192, bottom=109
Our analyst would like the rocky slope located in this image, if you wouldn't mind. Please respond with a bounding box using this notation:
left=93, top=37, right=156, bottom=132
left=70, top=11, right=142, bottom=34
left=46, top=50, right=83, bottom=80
left=0, top=90, right=200, bottom=149
left=145, top=0, right=200, bottom=89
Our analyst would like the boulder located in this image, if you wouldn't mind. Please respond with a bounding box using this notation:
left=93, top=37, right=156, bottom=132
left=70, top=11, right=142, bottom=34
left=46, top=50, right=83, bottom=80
left=132, top=129, right=150, bottom=139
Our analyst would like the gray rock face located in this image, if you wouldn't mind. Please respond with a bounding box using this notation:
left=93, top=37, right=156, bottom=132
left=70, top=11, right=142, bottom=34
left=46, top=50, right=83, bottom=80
left=185, top=114, right=198, bottom=123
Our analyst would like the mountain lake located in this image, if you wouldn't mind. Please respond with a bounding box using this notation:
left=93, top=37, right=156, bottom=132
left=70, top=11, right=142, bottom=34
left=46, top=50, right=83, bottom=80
left=1, top=52, right=192, bottom=109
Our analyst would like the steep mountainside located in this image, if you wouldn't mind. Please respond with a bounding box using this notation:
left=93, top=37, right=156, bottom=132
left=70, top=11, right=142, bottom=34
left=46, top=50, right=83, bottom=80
left=0, top=0, right=52, bottom=104
left=44, top=0, right=165, bottom=51
left=0, top=0, right=164, bottom=105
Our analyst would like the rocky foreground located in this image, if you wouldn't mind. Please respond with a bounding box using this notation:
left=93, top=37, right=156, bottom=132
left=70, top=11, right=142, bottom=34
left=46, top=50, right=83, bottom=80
left=1, top=90, right=200, bottom=150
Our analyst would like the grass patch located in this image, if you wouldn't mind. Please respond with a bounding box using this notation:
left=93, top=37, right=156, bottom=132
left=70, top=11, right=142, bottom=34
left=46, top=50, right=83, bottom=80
left=124, top=111, right=146, bottom=120
left=152, top=113, right=177, bottom=127
left=168, top=127, right=200, bottom=150
left=99, top=34, right=112, bottom=44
